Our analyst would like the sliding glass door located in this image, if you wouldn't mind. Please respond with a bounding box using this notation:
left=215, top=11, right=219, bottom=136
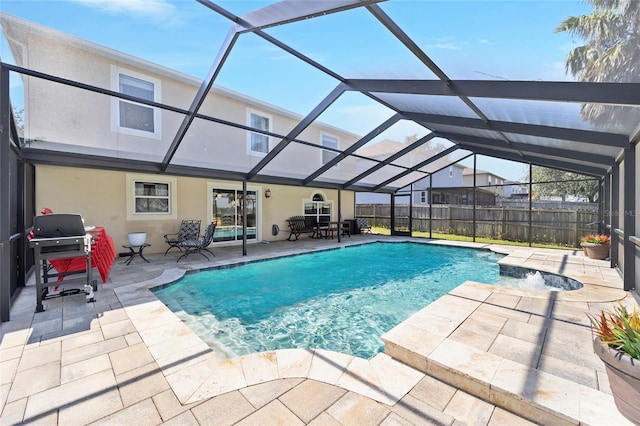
left=211, top=188, right=257, bottom=243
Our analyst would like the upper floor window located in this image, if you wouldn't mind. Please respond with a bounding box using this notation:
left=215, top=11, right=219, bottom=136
left=420, top=191, right=427, bottom=203
left=111, top=66, right=161, bottom=139
left=247, top=110, right=271, bottom=156
left=322, top=134, right=339, bottom=166
left=449, top=166, right=453, bottom=178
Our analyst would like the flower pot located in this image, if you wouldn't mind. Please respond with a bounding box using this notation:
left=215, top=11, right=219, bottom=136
left=593, top=337, right=640, bottom=424
left=581, top=242, right=610, bottom=260
left=127, top=232, right=147, bottom=246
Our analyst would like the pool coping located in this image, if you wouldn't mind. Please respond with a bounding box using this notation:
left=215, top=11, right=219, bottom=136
left=112, top=238, right=633, bottom=423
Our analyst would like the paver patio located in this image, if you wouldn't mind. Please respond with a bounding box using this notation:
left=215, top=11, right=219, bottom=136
left=1, top=235, right=637, bottom=425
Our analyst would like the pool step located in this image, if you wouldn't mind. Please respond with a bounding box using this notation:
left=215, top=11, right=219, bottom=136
left=381, top=283, right=632, bottom=425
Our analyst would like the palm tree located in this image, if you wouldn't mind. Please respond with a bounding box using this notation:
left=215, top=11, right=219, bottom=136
left=556, top=0, right=640, bottom=130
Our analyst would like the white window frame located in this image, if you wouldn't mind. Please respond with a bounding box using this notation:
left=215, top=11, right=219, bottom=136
left=420, top=191, right=427, bottom=203
left=126, top=174, right=177, bottom=221
left=206, top=181, right=262, bottom=244
left=321, top=133, right=339, bottom=167
left=246, top=109, right=272, bottom=157
left=110, top=66, right=162, bottom=140
left=303, top=191, right=334, bottom=222
left=449, top=166, right=453, bottom=178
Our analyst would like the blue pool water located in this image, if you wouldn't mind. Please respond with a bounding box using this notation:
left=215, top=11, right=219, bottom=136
left=153, top=242, right=504, bottom=359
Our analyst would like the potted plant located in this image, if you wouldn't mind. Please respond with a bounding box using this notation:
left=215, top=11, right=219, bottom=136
left=588, top=303, right=640, bottom=424
left=580, top=234, right=611, bottom=260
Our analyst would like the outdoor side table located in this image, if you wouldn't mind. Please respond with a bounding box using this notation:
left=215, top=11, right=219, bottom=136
left=122, top=243, right=151, bottom=265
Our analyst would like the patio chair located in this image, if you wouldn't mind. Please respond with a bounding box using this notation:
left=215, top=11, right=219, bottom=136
left=356, top=218, right=372, bottom=234
left=164, top=220, right=201, bottom=256
left=176, top=223, right=216, bottom=262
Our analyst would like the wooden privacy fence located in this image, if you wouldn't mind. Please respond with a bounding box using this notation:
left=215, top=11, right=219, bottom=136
left=356, top=204, right=599, bottom=247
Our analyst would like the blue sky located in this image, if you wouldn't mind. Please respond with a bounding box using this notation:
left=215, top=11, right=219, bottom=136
left=0, top=0, right=591, bottom=181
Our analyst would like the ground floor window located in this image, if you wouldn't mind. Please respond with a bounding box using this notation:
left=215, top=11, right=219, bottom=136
left=304, top=192, right=332, bottom=225
left=126, top=174, right=177, bottom=221
left=211, top=188, right=257, bottom=243
left=134, top=181, right=169, bottom=213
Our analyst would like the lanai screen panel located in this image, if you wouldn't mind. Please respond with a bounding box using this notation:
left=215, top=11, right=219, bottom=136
left=19, top=76, right=182, bottom=162
left=260, top=142, right=339, bottom=180
left=388, top=138, right=456, bottom=169
left=172, top=116, right=258, bottom=172
left=468, top=98, right=602, bottom=131
left=372, top=93, right=478, bottom=118
left=417, top=149, right=473, bottom=174
left=313, top=120, right=433, bottom=184
left=0, top=9, right=227, bottom=112
left=262, top=5, right=438, bottom=80
left=354, top=164, right=412, bottom=189
left=260, top=90, right=399, bottom=183
left=313, top=154, right=382, bottom=185
left=377, top=170, right=430, bottom=192
left=502, top=133, right=622, bottom=159
left=296, top=91, right=395, bottom=145
left=380, top=1, right=586, bottom=81
left=420, top=124, right=504, bottom=141
left=214, top=30, right=343, bottom=119
left=353, top=124, right=434, bottom=160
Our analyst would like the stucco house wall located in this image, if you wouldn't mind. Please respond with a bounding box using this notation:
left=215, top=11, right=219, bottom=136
left=35, top=165, right=354, bottom=252
left=2, top=13, right=357, bottom=251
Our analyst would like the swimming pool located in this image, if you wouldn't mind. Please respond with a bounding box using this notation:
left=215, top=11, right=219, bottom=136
left=153, top=242, right=509, bottom=359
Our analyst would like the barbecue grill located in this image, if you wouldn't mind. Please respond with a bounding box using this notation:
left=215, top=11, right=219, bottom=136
left=29, top=213, right=97, bottom=312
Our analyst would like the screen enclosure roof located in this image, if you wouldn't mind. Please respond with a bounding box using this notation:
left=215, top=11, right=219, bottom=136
left=2, top=0, right=639, bottom=192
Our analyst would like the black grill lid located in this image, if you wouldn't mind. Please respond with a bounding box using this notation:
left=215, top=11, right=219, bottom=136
left=33, top=214, right=86, bottom=238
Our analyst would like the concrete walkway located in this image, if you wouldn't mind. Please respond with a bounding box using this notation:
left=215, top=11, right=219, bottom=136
left=1, top=236, right=637, bottom=425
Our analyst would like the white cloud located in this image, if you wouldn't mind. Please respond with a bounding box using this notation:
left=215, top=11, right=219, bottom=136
left=68, top=0, right=178, bottom=24
left=434, top=42, right=461, bottom=50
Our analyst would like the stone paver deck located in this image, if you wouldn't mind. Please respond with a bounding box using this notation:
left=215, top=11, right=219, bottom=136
left=1, top=235, right=637, bottom=425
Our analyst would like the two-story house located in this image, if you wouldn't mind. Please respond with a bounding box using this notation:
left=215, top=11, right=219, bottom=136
left=1, top=13, right=363, bottom=250
left=462, top=168, right=508, bottom=197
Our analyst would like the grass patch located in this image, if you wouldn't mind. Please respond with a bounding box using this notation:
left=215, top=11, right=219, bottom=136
left=370, top=226, right=577, bottom=250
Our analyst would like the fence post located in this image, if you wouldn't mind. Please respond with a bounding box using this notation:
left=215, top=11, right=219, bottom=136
left=573, top=210, right=578, bottom=247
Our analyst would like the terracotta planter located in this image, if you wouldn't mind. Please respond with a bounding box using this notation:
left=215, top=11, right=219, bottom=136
left=581, top=242, right=610, bottom=260
left=593, top=337, right=640, bottom=424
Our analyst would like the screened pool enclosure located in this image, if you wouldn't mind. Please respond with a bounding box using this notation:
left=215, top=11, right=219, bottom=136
left=1, top=0, right=639, bottom=321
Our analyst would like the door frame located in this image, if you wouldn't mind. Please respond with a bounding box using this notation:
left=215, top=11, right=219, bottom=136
left=207, top=182, right=261, bottom=244
left=391, top=192, right=412, bottom=236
